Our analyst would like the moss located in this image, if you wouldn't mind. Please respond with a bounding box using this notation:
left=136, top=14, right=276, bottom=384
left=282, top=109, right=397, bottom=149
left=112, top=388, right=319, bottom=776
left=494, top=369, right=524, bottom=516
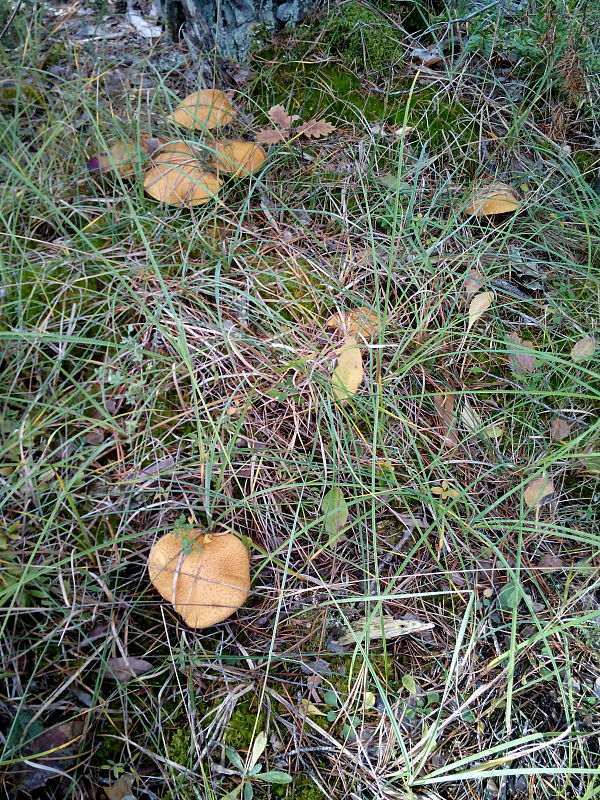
left=271, top=773, right=327, bottom=800
left=226, top=700, right=266, bottom=752
left=327, top=3, right=404, bottom=72
left=168, top=728, right=192, bottom=765
left=573, top=149, right=600, bottom=180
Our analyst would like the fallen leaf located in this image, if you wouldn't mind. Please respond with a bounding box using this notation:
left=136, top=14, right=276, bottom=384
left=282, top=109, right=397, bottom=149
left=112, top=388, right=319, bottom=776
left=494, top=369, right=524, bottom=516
left=410, top=46, right=444, bottom=66
left=508, top=332, right=537, bottom=373
left=483, top=424, right=505, bottom=439
left=466, top=183, right=520, bottom=216
left=321, top=486, right=349, bottom=536
left=431, top=480, right=460, bottom=500
left=298, top=699, right=326, bottom=717
left=550, top=417, right=571, bottom=441
left=570, top=335, right=596, bottom=362
left=394, top=125, right=415, bottom=136
left=433, top=393, right=458, bottom=447
left=337, top=615, right=435, bottom=646
left=331, top=336, right=363, bottom=402
left=467, top=291, right=493, bottom=331
left=461, top=399, right=482, bottom=433
left=107, top=656, right=152, bottom=682
left=464, top=269, right=483, bottom=296
left=325, top=307, right=379, bottom=338
left=268, top=104, right=299, bottom=134
left=13, top=719, right=83, bottom=791
left=524, top=475, right=554, bottom=508
left=168, top=89, right=235, bottom=130
left=105, top=773, right=135, bottom=800
left=255, top=126, right=287, bottom=144
left=296, top=118, right=336, bottom=139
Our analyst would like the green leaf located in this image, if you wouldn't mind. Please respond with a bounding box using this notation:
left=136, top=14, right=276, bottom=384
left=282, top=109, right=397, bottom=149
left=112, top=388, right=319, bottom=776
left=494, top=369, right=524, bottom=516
left=497, top=580, right=520, bottom=611
left=226, top=746, right=245, bottom=772
left=243, top=782, right=254, bottom=800
left=260, top=771, right=293, bottom=784
left=323, top=690, right=339, bottom=707
left=321, top=487, right=349, bottom=536
left=401, top=674, right=417, bottom=694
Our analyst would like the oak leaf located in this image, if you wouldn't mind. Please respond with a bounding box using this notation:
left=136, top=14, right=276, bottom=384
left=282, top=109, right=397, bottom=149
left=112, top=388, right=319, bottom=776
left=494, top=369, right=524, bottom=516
left=256, top=126, right=287, bottom=144
left=268, top=104, right=299, bottom=133
left=296, top=118, right=336, bottom=139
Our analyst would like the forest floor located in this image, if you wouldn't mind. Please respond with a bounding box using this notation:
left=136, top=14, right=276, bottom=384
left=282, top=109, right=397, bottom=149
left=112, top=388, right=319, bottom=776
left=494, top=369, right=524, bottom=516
left=1, top=1, right=599, bottom=799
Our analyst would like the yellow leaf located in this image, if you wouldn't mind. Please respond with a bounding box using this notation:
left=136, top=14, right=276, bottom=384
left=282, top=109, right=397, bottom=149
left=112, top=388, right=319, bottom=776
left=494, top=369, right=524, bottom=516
left=468, top=291, right=493, bottom=330
left=465, top=183, right=520, bottom=216
left=298, top=699, right=326, bottom=717
left=331, top=336, right=363, bottom=402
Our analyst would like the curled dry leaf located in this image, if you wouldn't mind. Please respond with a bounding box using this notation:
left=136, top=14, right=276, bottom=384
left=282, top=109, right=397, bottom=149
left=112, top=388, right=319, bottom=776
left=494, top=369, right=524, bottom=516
left=337, top=615, right=435, bottom=646
left=296, top=118, right=336, bottom=139
left=331, top=336, right=363, bottom=402
left=209, top=140, right=266, bottom=176
left=570, top=335, right=596, bottom=362
left=524, top=475, right=554, bottom=508
left=550, top=417, right=571, bottom=441
left=466, top=183, right=520, bottom=216
left=325, top=306, right=379, bottom=338
left=508, top=332, right=537, bottom=373
left=147, top=530, right=250, bottom=628
left=268, top=104, right=299, bottom=134
left=255, top=126, right=287, bottom=145
left=107, top=656, right=153, bottom=682
left=468, top=291, right=494, bottom=331
left=168, top=89, right=235, bottom=130
left=143, top=141, right=221, bottom=207
left=433, top=393, right=458, bottom=447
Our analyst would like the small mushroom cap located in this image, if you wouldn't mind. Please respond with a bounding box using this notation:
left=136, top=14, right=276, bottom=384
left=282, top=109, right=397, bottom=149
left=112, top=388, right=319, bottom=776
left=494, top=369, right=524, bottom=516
left=465, top=183, right=520, bottom=216
left=168, top=89, right=235, bottom=131
left=147, top=531, right=250, bottom=628
left=209, top=140, right=266, bottom=176
left=143, top=144, right=222, bottom=207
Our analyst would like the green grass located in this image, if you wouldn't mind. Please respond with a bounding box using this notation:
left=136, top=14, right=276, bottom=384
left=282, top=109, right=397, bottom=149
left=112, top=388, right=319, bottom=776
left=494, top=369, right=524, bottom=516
left=1, top=1, right=599, bottom=799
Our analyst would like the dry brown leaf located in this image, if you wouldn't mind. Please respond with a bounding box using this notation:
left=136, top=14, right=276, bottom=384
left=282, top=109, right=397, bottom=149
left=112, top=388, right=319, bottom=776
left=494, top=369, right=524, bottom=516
left=466, top=183, right=520, bottom=216
left=468, top=291, right=493, bottom=330
left=464, top=269, right=483, bottom=296
left=524, top=475, right=554, bottom=508
left=326, top=307, right=379, bottom=338
left=256, top=126, right=287, bottom=145
left=508, top=332, right=537, bottom=373
left=296, top=118, right=336, bottom=139
left=570, top=335, right=596, bottom=362
left=550, top=417, right=571, bottom=441
left=107, top=656, right=152, bottom=682
left=433, top=393, right=458, bottom=447
left=331, top=336, right=363, bottom=402
left=105, top=774, right=135, bottom=800
left=16, top=720, right=84, bottom=792
left=209, top=140, right=266, bottom=176
left=268, top=104, right=299, bottom=133
left=168, top=89, right=235, bottom=130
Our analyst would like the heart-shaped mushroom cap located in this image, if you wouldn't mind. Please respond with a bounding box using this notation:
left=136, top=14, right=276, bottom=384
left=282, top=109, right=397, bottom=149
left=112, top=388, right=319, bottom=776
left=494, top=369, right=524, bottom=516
left=147, top=531, right=250, bottom=628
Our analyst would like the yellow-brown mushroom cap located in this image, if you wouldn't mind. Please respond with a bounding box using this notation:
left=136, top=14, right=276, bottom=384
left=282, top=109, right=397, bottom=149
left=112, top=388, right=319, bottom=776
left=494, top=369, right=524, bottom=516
left=147, top=531, right=250, bottom=628
left=143, top=147, right=222, bottom=207
left=465, top=183, right=520, bottom=216
left=168, top=89, right=235, bottom=131
left=209, top=140, right=266, bottom=176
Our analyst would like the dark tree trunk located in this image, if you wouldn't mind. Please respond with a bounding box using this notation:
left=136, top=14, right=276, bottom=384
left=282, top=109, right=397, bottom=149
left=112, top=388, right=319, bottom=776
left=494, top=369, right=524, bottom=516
left=165, top=0, right=322, bottom=82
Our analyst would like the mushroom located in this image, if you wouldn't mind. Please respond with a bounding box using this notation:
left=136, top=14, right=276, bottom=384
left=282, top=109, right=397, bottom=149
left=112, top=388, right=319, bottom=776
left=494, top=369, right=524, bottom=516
left=168, top=89, right=235, bottom=131
left=143, top=141, right=222, bottom=206
left=465, top=183, right=520, bottom=216
left=209, top=140, right=266, bottom=176
left=147, top=531, right=250, bottom=628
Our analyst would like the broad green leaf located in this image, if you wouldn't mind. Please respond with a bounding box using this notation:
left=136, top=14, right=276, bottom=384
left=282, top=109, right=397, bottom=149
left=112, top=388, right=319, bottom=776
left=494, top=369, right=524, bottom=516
left=260, top=771, right=293, bottom=784
left=248, top=731, right=268, bottom=770
left=402, top=674, right=418, bottom=694
left=497, top=580, right=520, bottom=611
left=321, top=486, right=348, bottom=536
left=226, top=746, right=245, bottom=772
